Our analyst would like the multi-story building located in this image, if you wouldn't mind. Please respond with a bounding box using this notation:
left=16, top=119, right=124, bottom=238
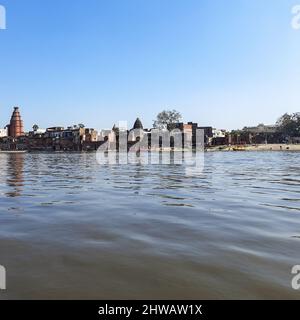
left=175, top=122, right=213, bottom=146
left=84, top=128, right=98, bottom=143
left=27, top=126, right=100, bottom=151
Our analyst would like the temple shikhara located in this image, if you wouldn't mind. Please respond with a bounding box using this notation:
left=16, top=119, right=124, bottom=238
left=7, top=107, right=24, bottom=138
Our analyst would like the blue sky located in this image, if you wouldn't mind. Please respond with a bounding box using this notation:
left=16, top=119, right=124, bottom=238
left=0, top=0, right=300, bottom=131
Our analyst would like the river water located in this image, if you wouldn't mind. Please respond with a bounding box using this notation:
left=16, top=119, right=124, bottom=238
left=0, top=152, right=299, bottom=299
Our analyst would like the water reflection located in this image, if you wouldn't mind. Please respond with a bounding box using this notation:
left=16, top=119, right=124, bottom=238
left=6, top=153, right=24, bottom=197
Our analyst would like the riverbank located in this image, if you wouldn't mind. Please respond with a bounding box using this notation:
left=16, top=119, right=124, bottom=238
left=0, top=150, right=27, bottom=154
left=1, top=144, right=300, bottom=153
left=207, top=144, right=300, bottom=152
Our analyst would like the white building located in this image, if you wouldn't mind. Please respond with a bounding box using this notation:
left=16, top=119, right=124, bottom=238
left=213, top=128, right=226, bottom=138
left=0, top=128, right=8, bottom=138
left=33, top=128, right=46, bottom=135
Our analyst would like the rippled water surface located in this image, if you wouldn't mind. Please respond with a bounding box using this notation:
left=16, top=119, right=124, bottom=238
left=0, top=152, right=300, bottom=299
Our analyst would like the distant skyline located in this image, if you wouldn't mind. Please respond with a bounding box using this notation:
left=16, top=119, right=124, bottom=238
left=1, top=0, right=300, bottom=131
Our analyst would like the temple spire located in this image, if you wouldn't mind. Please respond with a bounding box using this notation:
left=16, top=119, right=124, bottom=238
left=8, top=106, right=24, bottom=138
left=133, top=118, right=143, bottom=130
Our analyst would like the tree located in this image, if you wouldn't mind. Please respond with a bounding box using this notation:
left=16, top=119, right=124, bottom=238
left=153, top=109, right=182, bottom=130
left=276, top=113, right=300, bottom=138
left=78, top=123, right=85, bottom=129
left=32, top=124, right=39, bottom=131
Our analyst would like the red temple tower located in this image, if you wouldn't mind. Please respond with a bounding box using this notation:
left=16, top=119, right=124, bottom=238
left=7, top=107, right=24, bottom=138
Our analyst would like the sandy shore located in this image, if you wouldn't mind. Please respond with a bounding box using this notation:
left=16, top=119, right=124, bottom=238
left=207, top=144, right=300, bottom=152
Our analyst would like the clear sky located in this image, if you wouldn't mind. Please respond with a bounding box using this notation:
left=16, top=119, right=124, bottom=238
left=0, top=0, right=300, bottom=131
